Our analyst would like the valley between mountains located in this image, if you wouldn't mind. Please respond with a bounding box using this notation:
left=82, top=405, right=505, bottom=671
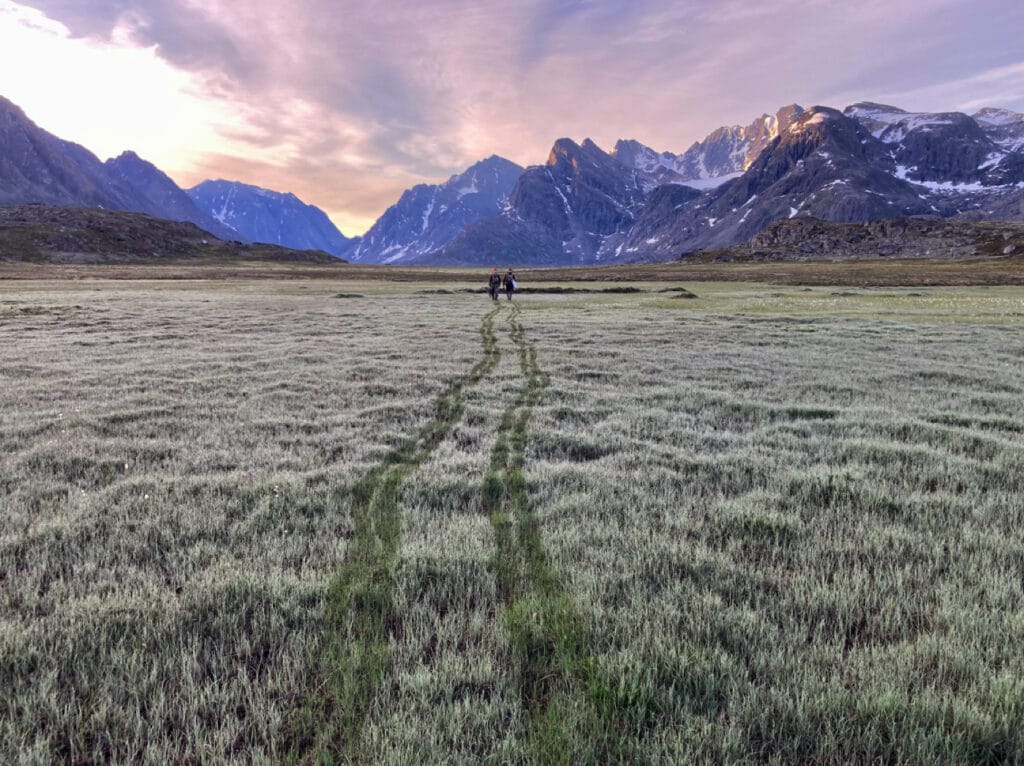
left=3, top=94, right=1023, bottom=267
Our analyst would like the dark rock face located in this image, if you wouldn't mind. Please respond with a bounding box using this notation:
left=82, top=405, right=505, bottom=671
left=105, top=152, right=237, bottom=240
left=187, top=180, right=354, bottom=257
left=611, top=139, right=688, bottom=189
left=973, top=108, right=1024, bottom=153
left=0, top=96, right=137, bottom=210
left=613, top=184, right=703, bottom=259
left=0, top=96, right=231, bottom=239
left=844, top=103, right=1021, bottom=186
left=612, top=102, right=1024, bottom=262
left=617, top=107, right=936, bottom=260
left=434, top=138, right=648, bottom=266
left=682, top=104, right=805, bottom=178
left=350, top=155, right=522, bottom=263
left=843, top=102, right=1024, bottom=214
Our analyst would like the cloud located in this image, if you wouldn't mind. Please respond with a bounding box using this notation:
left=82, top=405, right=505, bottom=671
left=9, top=0, right=1024, bottom=234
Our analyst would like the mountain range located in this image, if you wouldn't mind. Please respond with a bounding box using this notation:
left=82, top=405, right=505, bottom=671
left=2, top=92, right=1024, bottom=266
left=0, top=95, right=354, bottom=257
left=370, top=101, right=1024, bottom=266
left=0, top=96, right=238, bottom=240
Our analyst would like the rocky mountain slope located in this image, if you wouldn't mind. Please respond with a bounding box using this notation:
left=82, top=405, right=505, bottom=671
left=613, top=104, right=805, bottom=186
left=425, top=101, right=1024, bottom=266
left=0, top=96, right=232, bottom=239
left=187, top=180, right=354, bottom=257
left=687, top=216, right=1024, bottom=262
left=0, top=204, right=339, bottom=264
left=843, top=102, right=1024, bottom=186
left=104, top=151, right=237, bottom=240
left=348, top=155, right=522, bottom=263
left=613, top=104, right=1024, bottom=262
left=973, top=108, right=1024, bottom=152
left=618, top=107, right=937, bottom=259
left=432, top=138, right=649, bottom=266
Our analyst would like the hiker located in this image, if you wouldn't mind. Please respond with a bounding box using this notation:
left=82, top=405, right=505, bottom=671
left=488, top=268, right=502, bottom=301
left=503, top=269, right=517, bottom=301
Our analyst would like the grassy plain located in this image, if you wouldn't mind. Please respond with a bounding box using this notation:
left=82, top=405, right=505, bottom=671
left=1, top=276, right=1023, bottom=763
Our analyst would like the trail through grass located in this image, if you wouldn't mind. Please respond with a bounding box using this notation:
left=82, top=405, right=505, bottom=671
left=483, top=305, right=653, bottom=762
left=287, top=304, right=503, bottom=762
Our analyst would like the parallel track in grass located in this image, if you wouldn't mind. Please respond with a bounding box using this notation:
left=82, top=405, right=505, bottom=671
left=483, top=304, right=658, bottom=763
left=286, top=304, right=504, bottom=763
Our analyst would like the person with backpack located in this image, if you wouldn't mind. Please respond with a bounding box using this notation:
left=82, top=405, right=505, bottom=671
left=502, top=269, right=517, bottom=301
left=487, top=268, right=502, bottom=300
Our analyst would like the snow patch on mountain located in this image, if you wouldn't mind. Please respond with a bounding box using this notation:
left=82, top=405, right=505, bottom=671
left=680, top=172, right=742, bottom=190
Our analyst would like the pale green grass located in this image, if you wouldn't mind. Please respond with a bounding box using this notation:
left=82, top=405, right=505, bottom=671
left=1, top=280, right=1023, bottom=763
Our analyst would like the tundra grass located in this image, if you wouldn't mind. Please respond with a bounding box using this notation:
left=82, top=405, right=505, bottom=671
left=483, top=305, right=648, bottom=763
left=287, top=304, right=503, bottom=761
left=2, top=282, right=1023, bottom=764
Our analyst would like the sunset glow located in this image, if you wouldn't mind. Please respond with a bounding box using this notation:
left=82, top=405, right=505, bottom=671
left=1, top=0, right=1023, bottom=235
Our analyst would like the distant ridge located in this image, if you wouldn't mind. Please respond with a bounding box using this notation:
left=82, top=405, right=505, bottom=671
left=187, top=180, right=355, bottom=257
left=0, top=204, right=340, bottom=264
left=0, top=94, right=353, bottom=257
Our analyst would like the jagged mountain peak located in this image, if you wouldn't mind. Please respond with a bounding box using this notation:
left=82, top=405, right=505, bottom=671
left=548, top=137, right=583, bottom=165
left=193, top=178, right=277, bottom=196
left=843, top=102, right=981, bottom=143
left=772, top=103, right=807, bottom=132
left=111, top=149, right=143, bottom=162
left=442, top=154, right=521, bottom=190
left=785, top=106, right=847, bottom=136
left=435, top=135, right=649, bottom=266
left=613, top=103, right=807, bottom=189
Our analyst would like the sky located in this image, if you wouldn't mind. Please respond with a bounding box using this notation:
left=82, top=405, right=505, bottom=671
left=1, top=0, right=1023, bottom=235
